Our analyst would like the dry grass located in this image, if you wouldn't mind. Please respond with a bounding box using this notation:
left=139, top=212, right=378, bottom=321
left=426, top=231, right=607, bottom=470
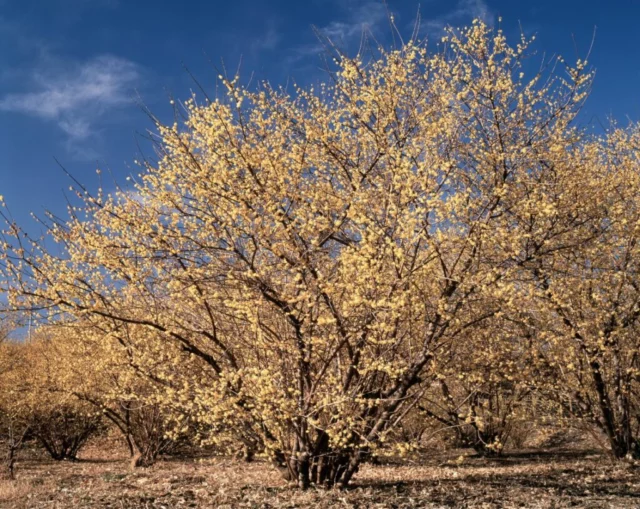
left=1, top=441, right=639, bottom=508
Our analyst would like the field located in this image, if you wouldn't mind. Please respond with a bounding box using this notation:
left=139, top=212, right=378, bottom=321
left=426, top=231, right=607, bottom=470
left=2, top=437, right=639, bottom=508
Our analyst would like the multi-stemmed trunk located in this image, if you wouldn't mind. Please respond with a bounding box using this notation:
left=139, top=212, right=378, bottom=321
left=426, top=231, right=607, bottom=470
left=274, top=437, right=365, bottom=489
left=33, top=411, right=102, bottom=461
left=274, top=361, right=436, bottom=488
left=590, top=356, right=639, bottom=460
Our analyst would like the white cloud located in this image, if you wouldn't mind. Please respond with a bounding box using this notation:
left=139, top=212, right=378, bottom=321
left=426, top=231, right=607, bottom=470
left=289, top=0, right=388, bottom=62
left=422, top=0, right=496, bottom=37
left=0, top=55, right=140, bottom=142
left=320, top=1, right=387, bottom=41
left=251, top=23, right=281, bottom=53
left=459, top=0, right=494, bottom=23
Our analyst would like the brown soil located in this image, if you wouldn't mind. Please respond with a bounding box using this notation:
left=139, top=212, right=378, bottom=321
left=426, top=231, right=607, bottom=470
left=1, top=443, right=639, bottom=508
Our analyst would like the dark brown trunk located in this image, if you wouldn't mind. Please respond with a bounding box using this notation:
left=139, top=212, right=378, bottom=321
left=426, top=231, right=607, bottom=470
left=274, top=445, right=357, bottom=489
left=2, top=448, right=16, bottom=480
left=590, top=358, right=629, bottom=458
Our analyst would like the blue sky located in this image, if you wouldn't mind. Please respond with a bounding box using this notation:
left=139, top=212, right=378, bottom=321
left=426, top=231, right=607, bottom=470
left=1, top=0, right=639, bottom=228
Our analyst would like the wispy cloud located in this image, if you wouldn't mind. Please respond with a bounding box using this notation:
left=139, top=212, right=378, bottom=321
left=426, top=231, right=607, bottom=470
left=289, top=0, right=388, bottom=62
left=421, top=0, right=496, bottom=38
left=0, top=55, right=140, bottom=156
left=251, top=22, right=281, bottom=53
left=319, top=1, right=387, bottom=42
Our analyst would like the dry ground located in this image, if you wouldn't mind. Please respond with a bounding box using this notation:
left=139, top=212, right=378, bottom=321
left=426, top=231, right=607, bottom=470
left=1, top=441, right=639, bottom=508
